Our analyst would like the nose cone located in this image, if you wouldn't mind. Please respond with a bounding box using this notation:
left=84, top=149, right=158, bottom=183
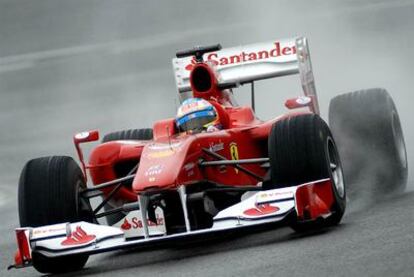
left=132, top=136, right=194, bottom=192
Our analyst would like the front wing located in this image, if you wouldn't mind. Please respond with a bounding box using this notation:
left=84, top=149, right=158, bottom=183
left=10, top=178, right=334, bottom=269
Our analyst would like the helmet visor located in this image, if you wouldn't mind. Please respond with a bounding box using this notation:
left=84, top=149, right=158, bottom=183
left=178, top=111, right=216, bottom=132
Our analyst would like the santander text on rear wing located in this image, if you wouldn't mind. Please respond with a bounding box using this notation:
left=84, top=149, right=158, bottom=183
left=172, top=37, right=319, bottom=114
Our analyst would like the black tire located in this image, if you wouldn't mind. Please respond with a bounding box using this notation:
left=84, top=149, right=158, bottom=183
left=329, top=88, right=407, bottom=199
left=101, top=128, right=152, bottom=225
left=102, top=128, right=153, bottom=143
left=268, top=114, right=346, bottom=231
left=18, top=156, right=93, bottom=273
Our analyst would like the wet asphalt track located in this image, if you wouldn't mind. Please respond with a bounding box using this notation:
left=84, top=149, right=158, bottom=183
left=1, top=1, right=414, bottom=276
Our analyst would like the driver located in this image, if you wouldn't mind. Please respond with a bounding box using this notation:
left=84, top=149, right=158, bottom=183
left=176, top=98, right=222, bottom=133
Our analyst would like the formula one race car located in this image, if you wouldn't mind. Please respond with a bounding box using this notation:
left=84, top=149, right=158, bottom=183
left=9, top=37, right=407, bottom=273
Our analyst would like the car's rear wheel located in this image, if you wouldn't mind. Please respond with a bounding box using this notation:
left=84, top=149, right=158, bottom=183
left=101, top=128, right=153, bottom=225
left=18, top=156, right=93, bottom=273
left=329, top=88, right=407, bottom=199
left=267, top=114, right=346, bottom=231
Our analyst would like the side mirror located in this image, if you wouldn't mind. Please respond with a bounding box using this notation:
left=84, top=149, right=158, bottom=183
left=74, top=130, right=99, bottom=144
left=285, top=96, right=313, bottom=110
left=73, top=130, right=99, bottom=183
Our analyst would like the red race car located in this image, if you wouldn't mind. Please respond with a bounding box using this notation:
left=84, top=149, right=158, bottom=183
left=10, top=37, right=407, bottom=274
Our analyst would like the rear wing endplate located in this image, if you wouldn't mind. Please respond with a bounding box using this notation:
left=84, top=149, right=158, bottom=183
left=172, top=37, right=319, bottom=114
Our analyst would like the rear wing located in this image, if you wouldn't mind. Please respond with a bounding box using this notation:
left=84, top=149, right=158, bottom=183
left=172, top=37, right=319, bottom=114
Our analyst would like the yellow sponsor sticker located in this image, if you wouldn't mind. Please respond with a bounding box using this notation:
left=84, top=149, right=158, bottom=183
left=229, top=142, right=239, bottom=174
left=148, top=150, right=174, bottom=158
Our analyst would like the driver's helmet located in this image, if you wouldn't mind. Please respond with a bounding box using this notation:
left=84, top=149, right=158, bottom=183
left=176, top=98, right=219, bottom=133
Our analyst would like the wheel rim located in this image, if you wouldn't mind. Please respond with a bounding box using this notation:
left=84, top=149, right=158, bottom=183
left=391, top=112, right=407, bottom=169
left=327, top=137, right=345, bottom=198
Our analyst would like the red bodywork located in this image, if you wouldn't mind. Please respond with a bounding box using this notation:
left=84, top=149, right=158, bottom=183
left=9, top=39, right=341, bottom=272
left=86, top=60, right=309, bottom=202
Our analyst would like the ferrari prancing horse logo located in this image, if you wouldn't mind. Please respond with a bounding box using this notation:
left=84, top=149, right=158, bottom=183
left=229, top=142, right=239, bottom=174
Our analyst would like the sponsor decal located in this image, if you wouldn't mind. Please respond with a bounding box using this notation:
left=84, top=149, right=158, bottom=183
left=130, top=216, right=164, bottom=228
left=185, top=42, right=296, bottom=71
left=32, top=226, right=66, bottom=236
left=148, top=142, right=181, bottom=150
left=145, top=165, right=163, bottom=177
left=145, top=165, right=163, bottom=182
left=31, top=224, right=68, bottom=241
left=243, top=203, right=280, bottom=217
left=115, top=209, right=166, bottom=238
left=229, top=142, right=239, bottom=173
left=119, top=215, right=165, bottom=230
left=61, top=226, right=96, bottom=246
left=209, top=142, right=224, bottom=152
left=148, top=150, right=175, bottom=158
left=121, top=219, right=132, bottom=230
left=185, top=60, right=196, bottom=71
left=258, top=191, right=294, bottom=200
left=147, top=142, right=182, bottom=159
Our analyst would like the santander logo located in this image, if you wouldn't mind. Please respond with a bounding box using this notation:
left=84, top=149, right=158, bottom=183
left=61, top=226, right=96, bottom=246
left=185, top=42, right=296, bottom=71
left=243, top=203, right=280, bottom=217
left=120, top=216, right=165, bottom=231
left=185, top=60, right=197, bottom=71
left=121, top=219, right=132, bottom=230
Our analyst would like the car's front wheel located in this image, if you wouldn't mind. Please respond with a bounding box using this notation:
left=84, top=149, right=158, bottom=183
left=267, top=114, right=346, bottom=231
left=18, top=156, right=93, bottom=273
